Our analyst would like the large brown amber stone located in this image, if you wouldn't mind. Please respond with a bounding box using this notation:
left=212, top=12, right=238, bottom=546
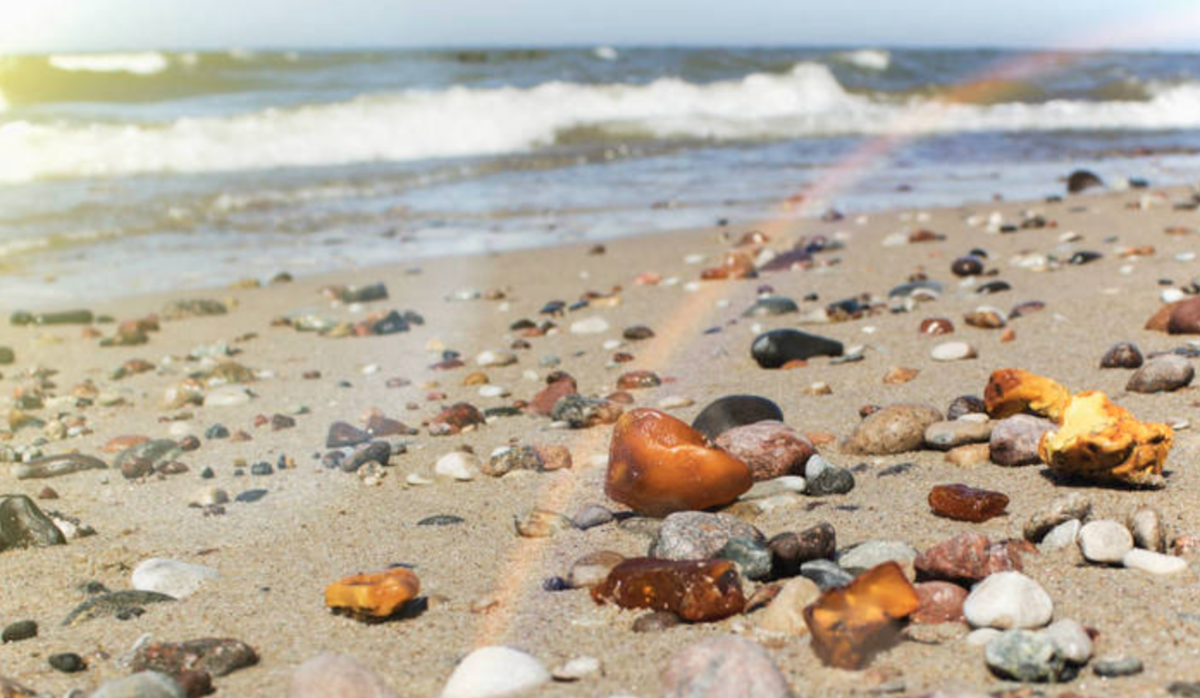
left=928, top=484, right=1009, bottom=523
left=591, top=557, right=745, bottom=622
left=325, top=568, right=420, bottom=618
left=803, top=562, right=920, bottom=669
left=606, top=408, right=753, bottom=517
left=983, top=368, right=1071, bottom=422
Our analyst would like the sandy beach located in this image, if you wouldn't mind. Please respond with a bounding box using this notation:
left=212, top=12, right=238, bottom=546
left=5, top=183, right=1200, bottom=697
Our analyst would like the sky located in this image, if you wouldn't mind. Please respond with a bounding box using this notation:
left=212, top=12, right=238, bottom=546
left=2, top=0, right=1200, bottom=53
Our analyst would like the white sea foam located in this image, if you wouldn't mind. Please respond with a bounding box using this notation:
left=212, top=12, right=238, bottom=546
left=47, top=51, right=170, bottom=75
left=836, top=49, right=890, bottom=71
left=593, top=46, right=619, bottom=61
left=3, top=62, right=1200, bottom=184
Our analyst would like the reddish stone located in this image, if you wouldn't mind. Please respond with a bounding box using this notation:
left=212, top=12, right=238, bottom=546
left=805, top=431, right=836, bottom=447
left=714, top=420, right=815, bottom=481
left=131, top=637, right=259, bottom=683
left=617, top=370, right=662, bottom=390
left=532, top=445, right=572, bottom=471
left=736, top=230, right=770, bottom=246
left=911, top=581, right=967, bottom=624
left=908, top=229, right=944, bottom=243
left=103, top=435, right=150, bottom=454
left=633, top=272, right=662, bottom=286
left=429, top=358, right=465, bottom=371
left=1145, top=301, right=1182, bottom=332
left=606, top=391, right=635, bottom=405
left=365, top=414, right=414, bottom=437
left=919, top=317, right=954, bottom=335
left=780, top=359, right=808, bottom=370
left=428, top=403, right=486, bottom=436
left=613, top=352, right=635, bottom=363
left=1168, top=297, right=1200, bottom=334
left=591, top=557, right=745, bottom=622
left=927, top=484, right=1009, bottom=523
left=530, top=377, right=577, bottom=416
left=700, top=252, right=757, bottom=280
left=914, top=532, right=1024, bottom=583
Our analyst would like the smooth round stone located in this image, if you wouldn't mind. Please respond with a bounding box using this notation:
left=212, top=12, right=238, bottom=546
left=952, top=255, right=985, bottom=277
left=203, top=386, right=252, bottom=407
left=131, top=558, right=219, bottom=600
left=435, top=452, right=480, bottom=481
left=691, top=395, right=784, bottom=440
left=966, top=627, right=1002, bottom=646
left=1129, top=506, right=1167, bottom=552
left=1078, top=520, right=1133, bottom=564
left=1123, top=548, right=1188, bottom=575
left=1024, top=492, right=1092, bottom=542
left=440, top=646, right=549, bottom=698
left=836, top=540, right=918, bottom=574
left=49, top=652, right=86, bottom=673
left=931, top=341, right=977, bottom=361
left=478, top=385, right=509, bottom=398
left=963, top=571, right=1053, bottom=630
left=716, top=536, right=772, bottom=580
left=803, top=456, right=855, bottom=495
left=2, top=620, right=37, bottom=643
left=985, top=630, right=1068, bottom=682
left=799, top=559, right=853, bottom=591
left=990, top=415, right=1054, bottom=466
left=889, top=280, right=942, bottom=298
left=569, top=317, right=609, bottom=335
left=1127, top=354, right=1194, bottom=393
left=742, top=296, right=799, bottom=317
left=660, top=635, right=791, bottom=698
left=714, top=421, right=814, bottom=480
left=750, top=329, right=844, bottom=368
left=1040, top=520, right=1082, bottom=551
left=551, top=656, right=602, bottom=682
left=1100, top=342, right=1144, bottom=369
left=289, top=653, right=398, bottom=698
left=475, top=350, right=517, bottom=367
left=844, top=404, right=943, bottom=455
left=649, top=512, right=764, bottom=560
left=1045, top=619, right=1093, bottom=664
left=946, top=395, right=987, bottom=421
left=924, top=420, right=993, bottom=450
left=757, top=576, right=822, bottom=634
left=92, top=672, right=187, bottom=698
left=572, top=504, right=615, bottom=530
left=1094, top=656, right=1144, bottom=677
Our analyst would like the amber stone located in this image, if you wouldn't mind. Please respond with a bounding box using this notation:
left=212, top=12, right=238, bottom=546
left=103, top=435, right=151, bottom=454
left=591, top=557, right=745, bottom=622
left=919, top=318, right=954, bottom=335
left=983, top=368, right=1071, bottom=422
left=963, top=310, right=1006, bottom=329
left=325, top=567, right=420, bottom=618
left=928, top=484, right=1009, bottom=523
left=605, top=408, right=753, bottom=517
left=617, top=370, right=662, bottom=390
left=882, top=367, right=919, bottom=385
left=802, top=561, right=920, bottom=669
left=428, top=403, right=486, bottom=435
left=700, top=252, right=757, bottom=280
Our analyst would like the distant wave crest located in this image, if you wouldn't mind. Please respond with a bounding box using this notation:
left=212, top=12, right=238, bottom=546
left=835, top=49, right=891, bottom=71
left=4, top=62, right=1200, bottom=184
left=47, top=51, right=170, bottom=75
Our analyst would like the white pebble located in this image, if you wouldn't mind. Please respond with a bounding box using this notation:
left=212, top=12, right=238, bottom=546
left=551, top=656, right=602, bottom=682
left=1176, top=251, right=1197, bottom=262
left=406, top=473, right=433, bottom=486
left=931, top=341, right=977, bottom=362
left=656, top=396, right=694, bottom=410
left=1161, top=288, right=1186, bottom=304
left=683, top=281, right=701, bottom=292
left=475, top=350, right=516, bottom=367
left=569, top=317, right=609, bottom=335
left=434, top=452, right=479, bottom=481
left=683, top=253, right=706, bottom=264
left=1040, top=519, right=1081, bottom=551
left=1078, top=520, right=1133, bottom=564
left=478, top=385, right=509, bottom=398
left=963, top=571, right=1053, bottom=630
left=361, top=363, right=381, bottom=375
left=602, top=339, right=622, bottom=350
left=1045, top=619, right=1093, bottom=664
left=440, top=646, right=549, bottom=698
left=1123, top=548, right=1188, bottom=575
left=131, top=558, right=219, bottom=600
left=965, top=628, right=1002, bottom=646
left=203, top=386, right=252, bottom=407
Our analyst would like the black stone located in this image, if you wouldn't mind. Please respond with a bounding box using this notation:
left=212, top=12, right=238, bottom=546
left=49, top=652, right=86, bottom=673
left=768, top=523, right=836, bottom=578
left=250, top=462, right=273, bottom=476
left=951, top=255, right=985, bottom=277
left=542, top=576, right=570, bottom=591
left=1069, top=250, right=1103, bottom=266
left=623, top=325, right=655, bottom=340
left=200, top=467, right=215, bottom=479
left=977, top=280, right=1012, bottom=295
left=343, top=441, right=392, bottom=472
left=418, top=514, right=464, bottom=526
left=888, top=280, right=942, bottom=298
left=750, top=329, right=843, bottom=368
left=1100, top=342, right=1144, bottom=369
left=2, top=620, right=37, bottom=643
left=371, top=310, right=409, bottom=335
left=799, top=559, right=853, bottom=590
left=1067, top=169, right=1104, bottom=193
left=946, top=395, right=986, bottom=420
left=877, top=462, right=914, bottom=477
left=235, top=489, right=268, bottom=503
left=806, top=467, right=855, bottom=496
left=691, top=395, right=784, bottom=440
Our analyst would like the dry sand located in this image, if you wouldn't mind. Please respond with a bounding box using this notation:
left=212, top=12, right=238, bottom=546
left=4, top=185, right=1200, bottom=697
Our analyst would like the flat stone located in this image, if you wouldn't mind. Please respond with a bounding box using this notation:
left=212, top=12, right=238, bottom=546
left=0, top=494, right=65, bottom=551
left=440, top=646, right=549, bottom=698
left=1123, top=548, right=1188, bottom=575
left=569, top=317, right=610, bottom=335
left=131, top=638, right=258, bottom=679
left=91, top=672, right=187, bottom=698
left=1094, top=656, right=1144, bottom=677
left=931, top=341, right=977, bottom=361
left=650, top=512, right=764, bottom=560
left=62, top=590, right=176, bottom=626
left=131, top=558, right=219, bottom=599
left=660, top=635, right=792, bottom=698
left=963, top=571, right=1053, bottom=630
left=799, top=559, right=853, bottom=590
left=1024, top=493, right=1092, bottom=542
left=743, top=296, right=799, bottom=317
left=1040, top=520, right=1082, bottom=551
left=1127, top=354, right=1194, bottom=393
left=985, top=629, right=1068, bottom=682
left=13, top=453, right=107, bottom=480
left=924, top=420, right=993, bottom=450
left=990, top=415, right=1054, bottom=466
left=714, top=421, right=814, bottom=480
left=836, top=540, right=918, bottom=574
left=1078, top=520, right=1133, bottom=564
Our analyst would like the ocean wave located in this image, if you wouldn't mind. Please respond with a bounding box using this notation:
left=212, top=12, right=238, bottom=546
left=3, top=62, right=1200, bottom=184
left=47, top=51, right=170, bottom=75
left=835, top=49, right=891, bottom=71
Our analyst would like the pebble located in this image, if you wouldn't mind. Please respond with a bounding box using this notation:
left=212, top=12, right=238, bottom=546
left=190, top=487, right=229, bottom=507
left=912, top=581, right=968, bottom=624
left=572, top=504, right=615, bottom=530
left=204, top=386, right=253, bottom=407
left=660, top=635, right=792, bottom=698
left=1045, top=618, right=1093, bottom=664
left=757, top=577, right=821, bottom=634
left=963, top=571, right=1053, bottom=629
left=1127, top=354, right=1194, bottom=393
left=947, top=395, right=987, bottom=420
left=89, top=672, right=187, bottom=698
left=514, top=509, right=574, bottom=538
left=966, top=627, right=1002, bottom=646
left=440, top=646, right=550, bottom=698
left=945, top=443, right=991, bottom=466
left=435, top=452, right=480, bottom=481
left=550, top=394, right=622, bottom=428
left=989, top=414, right=1054, bottom=466
left=714, top=536, right=772, bottom=580
left=569, top=317, right=609, bottom=334
left=742, top=296, right=799, bottom=317
left=235, top=489, right=267, bottom=503
left=1100, top=342, right=1144, bottom=369
left=1024, top=492, right=1092, bottom=542
left=288, top=654, right=398, bottom=697
left=750, top=328, right=844, bottom=368
left=985, top=629, right=1068, bottom=682
left=13, top=453, right=107, bottom=480
left=2, top=620, right=37, bottom=643
left=649, top=511, right=764, bottom=560
left=48, top=652, right=86, bottom=673
left=131, top=558, right=219, bottom=599
left=837, top=539, right=917, bottom=573
left=0, top=494, right=65, bottom=551
left=632, top=611, right=681, bottom=632
left=1040, top=520, right=1082, bottom=551
left=1078, top=520, right=1133, bottom=564
left=1129, top=506, right=1167, bottom=552
left=551, top=656, right=602, bottom=682
left=923, top=420, right=992, bottom=450
left=1094, top=656, right=1144, bottom=677
left=928, top=484, right=1009, bottom=522
left=475, top=350, right=517, bottom=367
left=803, top=455, right=856, bottom=495
left=919, top=317, right=954, bottom=335
left=1123, top=548, right=1188, bottom=575
left=799, top=559, right=854, bottom=590
left=714, top=421, right=814, bottom=480
left=567, top=550, right=625, bottom=589
left=767, top=523, right=836, bottom=577
left=930, top=341, right=977, bottom=361
left=843, top=404, right=943, bottom=455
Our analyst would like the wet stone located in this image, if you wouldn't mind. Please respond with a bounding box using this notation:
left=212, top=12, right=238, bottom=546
left=750, top=329, right=843, bottom=369
left=691, top=395, right=784, bottom=440
left=591, top=558, right=746, bottom=622
left=1100, top=342, right=1144, bottom=369
left=928, top=484, right=1009, bottom=523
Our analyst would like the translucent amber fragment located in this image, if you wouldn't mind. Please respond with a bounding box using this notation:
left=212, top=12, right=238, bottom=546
left=928, top=484, right=1009, bottom=523
left=700, top=252, right=757, bottom=280
left=803, top=561, right=920, bottom=669
left=606, top=409, right=753, bottom=517
left=324, top=567, right=420, bottom=618
left=591, top=557, right=745, bottom=622
left=1038, top=390, right=1173, bottom=487
left=983, top=369, right=1071, bottom=422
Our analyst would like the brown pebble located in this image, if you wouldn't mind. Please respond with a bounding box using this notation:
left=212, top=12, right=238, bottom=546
left=945, top=443, right=990, bottom=467
left=919, top=318, right=954, bottom=335
left=38, top=486, right=58, bottom=500
left=883, top=367, right=919, bottom=385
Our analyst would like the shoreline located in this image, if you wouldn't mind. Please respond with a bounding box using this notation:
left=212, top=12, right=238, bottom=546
left=3, top=183, right=1200, bottom=696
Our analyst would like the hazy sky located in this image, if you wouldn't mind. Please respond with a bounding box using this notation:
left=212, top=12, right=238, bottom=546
left=4, top=0, right=1200, bottom=53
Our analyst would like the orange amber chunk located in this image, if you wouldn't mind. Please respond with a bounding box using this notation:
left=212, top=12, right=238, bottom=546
left=325, top=567, right=420, bottom=618
left=803, top=561, right=920, bottom=669
left=983, top=368, right=1071, bottom=422
left=591, top=557, right=745, bottom=622
left=606, top=409, right=753, bottom=517
left=928, top=484, right=1009, bottom=523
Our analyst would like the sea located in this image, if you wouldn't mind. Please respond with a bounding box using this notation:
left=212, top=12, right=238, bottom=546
left=3, top=46, right=1200, bottom=307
